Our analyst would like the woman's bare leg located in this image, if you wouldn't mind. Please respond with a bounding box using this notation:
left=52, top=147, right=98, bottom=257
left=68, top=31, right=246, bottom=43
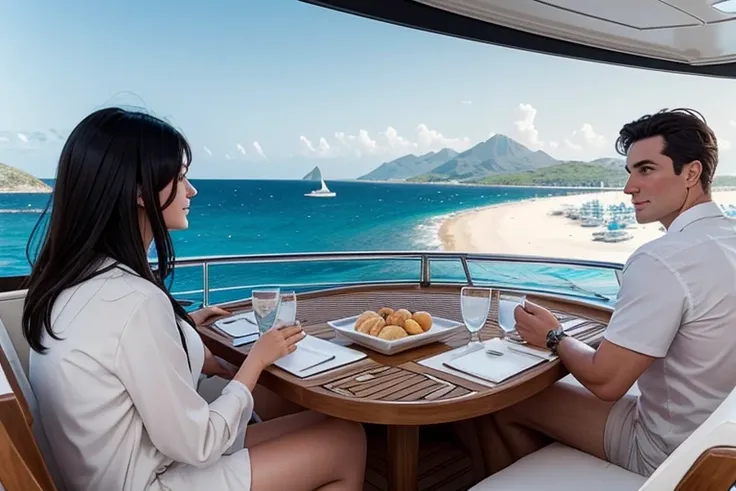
left=252, top=384, right=306, bottom=420
left=245, top=410, right=327, bottom=447
left=249, top=416, right=367, bottom=491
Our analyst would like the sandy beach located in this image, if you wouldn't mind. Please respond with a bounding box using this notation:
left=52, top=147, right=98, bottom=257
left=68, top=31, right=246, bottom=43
left=439, top=189, right=736, bottom=264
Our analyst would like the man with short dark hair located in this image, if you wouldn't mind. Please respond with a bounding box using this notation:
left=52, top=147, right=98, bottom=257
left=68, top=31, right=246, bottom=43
left=476, top=108, right=736, bottom=477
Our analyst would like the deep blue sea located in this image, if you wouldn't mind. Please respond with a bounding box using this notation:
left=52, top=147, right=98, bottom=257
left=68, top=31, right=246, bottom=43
left=0, top=180, right=619, bottom=306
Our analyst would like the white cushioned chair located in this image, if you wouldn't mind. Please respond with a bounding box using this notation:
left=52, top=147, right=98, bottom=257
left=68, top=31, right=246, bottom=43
left=470, top=375, right=736, bottom=490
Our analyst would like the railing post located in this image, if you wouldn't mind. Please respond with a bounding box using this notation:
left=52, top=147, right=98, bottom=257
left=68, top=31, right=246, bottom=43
left=420, top=254, right=431, bottom=286
left=460, top=256, right=474, bottom=286
left=203, top=262, right=209, bottom=307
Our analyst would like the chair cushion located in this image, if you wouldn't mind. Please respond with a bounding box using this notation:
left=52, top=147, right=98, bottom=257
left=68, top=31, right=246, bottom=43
left=470, top=442, right=647, bottom=491
left=0, top=290, right=30, bottom=376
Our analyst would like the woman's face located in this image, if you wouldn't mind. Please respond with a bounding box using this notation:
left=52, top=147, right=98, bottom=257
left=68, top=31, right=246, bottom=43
left=160, top=164, right=197, bottom=231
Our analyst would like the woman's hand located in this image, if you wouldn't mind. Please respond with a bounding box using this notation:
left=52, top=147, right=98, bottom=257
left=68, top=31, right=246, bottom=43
left=234, top=323, right=305, bottom=390
left=247, top=323, right=306, bottom=370
left=190, top=305, right=231, bottom=326
left=202, top=345, right=238, bottom=379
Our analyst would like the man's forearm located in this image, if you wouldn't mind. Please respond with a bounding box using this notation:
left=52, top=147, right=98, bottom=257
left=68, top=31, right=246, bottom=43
left=556, top=336, right=611, bottom=396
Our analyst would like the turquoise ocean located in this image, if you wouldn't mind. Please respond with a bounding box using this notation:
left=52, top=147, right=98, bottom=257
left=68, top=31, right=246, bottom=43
left=0, top=180, right=620, bottom=307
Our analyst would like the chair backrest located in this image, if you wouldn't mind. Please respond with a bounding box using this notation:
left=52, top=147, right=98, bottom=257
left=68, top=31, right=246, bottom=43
left=0, top=336, right=56, bottom=490
left=638, top=385, right=736, bottom=490
left=0, top=292, right=66, bottom=490
left=0, top=290, right=30, bottom=377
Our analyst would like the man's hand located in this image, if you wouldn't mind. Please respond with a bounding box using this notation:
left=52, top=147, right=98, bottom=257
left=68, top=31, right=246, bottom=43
left=513, top=301, right=560, bottom=348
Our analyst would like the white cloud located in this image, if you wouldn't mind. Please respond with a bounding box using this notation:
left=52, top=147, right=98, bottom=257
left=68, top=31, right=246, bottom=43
left=253, top=141, right=267, bottom=159
left=721, top=139, right=732, bottom=151
left=17, top=133, right=29, bottom=144
left=301, top=124, right=470, bottom=159
left=0, top=136, right=9, bottom=143
left=416, top=124, right=471, bottom=152
left=460, top=100, right=472, bottom=105
left=572, top=123, right=607, bottom=148
left=203, top=146, right=212, bottom=156
left=549, top=141, right=559, bottom=149
left=513, top=103, right=543, bottom=148
left=236, top=143, right=247, bottom=156
left=564, top=139, right=583, bottom=151
left=730, top=120, right=736, bottom=127
left=225, top=153, right=231, bottom=160
left=299, top=135, right=331, bottom=157
left=380, top=126, right=416, bottom=152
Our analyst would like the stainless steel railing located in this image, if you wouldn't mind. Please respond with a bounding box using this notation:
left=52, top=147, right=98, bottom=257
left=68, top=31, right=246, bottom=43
left=165, top=251, right=624, bottom=307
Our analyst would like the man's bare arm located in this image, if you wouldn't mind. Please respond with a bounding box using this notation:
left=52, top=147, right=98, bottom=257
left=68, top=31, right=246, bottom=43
left=557, top=337, right=656, bottom=401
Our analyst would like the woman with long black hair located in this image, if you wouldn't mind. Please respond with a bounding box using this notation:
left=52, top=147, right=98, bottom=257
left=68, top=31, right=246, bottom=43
left=22, top=107, right=366, bottom=491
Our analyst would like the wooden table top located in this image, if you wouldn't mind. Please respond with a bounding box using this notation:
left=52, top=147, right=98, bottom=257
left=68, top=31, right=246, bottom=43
left=198, top=285, right=610, bottom=425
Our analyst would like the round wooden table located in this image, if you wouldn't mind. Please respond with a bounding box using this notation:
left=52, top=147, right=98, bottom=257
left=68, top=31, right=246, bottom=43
left=198, top=285, right=610, bottom=491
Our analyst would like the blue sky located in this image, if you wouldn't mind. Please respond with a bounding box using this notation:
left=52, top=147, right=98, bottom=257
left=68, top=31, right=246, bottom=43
left=2, top=0, right=736, bottom=180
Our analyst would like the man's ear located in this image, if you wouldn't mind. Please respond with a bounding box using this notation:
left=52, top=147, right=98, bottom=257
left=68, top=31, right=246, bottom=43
left=684, top=160, right=703, bottom=188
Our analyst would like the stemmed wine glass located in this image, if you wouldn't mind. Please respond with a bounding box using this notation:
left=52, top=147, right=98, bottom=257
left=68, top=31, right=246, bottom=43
left=252, top=288, right=281, bottom=334
left=497, top=292, right=527, bottom=343
left=460, top=287, right=492, bottom=352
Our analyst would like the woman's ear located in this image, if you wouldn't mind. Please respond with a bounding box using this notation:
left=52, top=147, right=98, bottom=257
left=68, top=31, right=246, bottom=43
left=136, top=188, right=145, bottom=207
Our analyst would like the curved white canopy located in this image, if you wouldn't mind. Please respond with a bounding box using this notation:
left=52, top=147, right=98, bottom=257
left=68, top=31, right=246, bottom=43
left=302, top=0, right=736, bottom=78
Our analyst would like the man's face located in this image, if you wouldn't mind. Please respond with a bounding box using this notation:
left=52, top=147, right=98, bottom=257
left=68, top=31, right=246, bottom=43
left=623, top=135, right=700, bottom=228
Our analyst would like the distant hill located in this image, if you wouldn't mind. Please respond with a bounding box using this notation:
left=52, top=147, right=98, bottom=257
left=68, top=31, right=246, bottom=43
left=357, top=148, right=459, bottom=181
left=0, top=162, right=51, bottom=193
left=418, top=134, right=558, bottom=181
left=359, top=134, right=562, bottom=183
left=302, top=166, right=323, bottom=180
left=465, top=160, right=736, bottom=188
left=469, top=161, right=628, bottom=187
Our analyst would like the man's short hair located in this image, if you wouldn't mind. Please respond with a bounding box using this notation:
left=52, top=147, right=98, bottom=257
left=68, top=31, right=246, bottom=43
left=615, top=108, right=718, bottom=193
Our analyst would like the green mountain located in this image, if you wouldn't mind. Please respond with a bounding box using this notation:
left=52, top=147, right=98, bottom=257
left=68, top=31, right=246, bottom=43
left=357, top=148, right=459, bottom=181
left=419, top=134, right=558, bottom=181
left=469, top=161, right=628, bottom=187
left=468, top=160, right=736, bottom=188
left=0, top=162, right=51, bottom=193
left=359, top=134, right=562, bottom=183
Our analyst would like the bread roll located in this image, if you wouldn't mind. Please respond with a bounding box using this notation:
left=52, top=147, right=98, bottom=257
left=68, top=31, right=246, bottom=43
left=386, top=308, right=411, bottom=327
left=377, top=324, right=408, bottom=340
left=411, top=311, right=433, bottom=332
left=402, top=319, right=423, bottom=335
left=355, top=315, right=386, bottom=334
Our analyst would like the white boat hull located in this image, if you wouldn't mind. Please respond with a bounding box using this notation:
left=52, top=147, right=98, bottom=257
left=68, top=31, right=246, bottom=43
left=304, top=192, right=336, bottom=198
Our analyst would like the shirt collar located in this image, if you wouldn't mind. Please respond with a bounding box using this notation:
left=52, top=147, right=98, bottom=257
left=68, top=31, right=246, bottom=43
left=667, top=201, right=724, bottom=233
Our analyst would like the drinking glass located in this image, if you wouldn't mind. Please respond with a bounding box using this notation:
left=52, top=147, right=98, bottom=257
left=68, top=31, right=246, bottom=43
left=460, top=287, right=492, bottom=349
left=277, top=291, right=297, bottom=325
left=252, top=288, right=281, bottom=335
left=498, top=292, right=527, bottom=343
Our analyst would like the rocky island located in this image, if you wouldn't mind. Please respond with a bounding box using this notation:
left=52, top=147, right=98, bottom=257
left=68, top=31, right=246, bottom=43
left=0, top=162, right=52, bottom=193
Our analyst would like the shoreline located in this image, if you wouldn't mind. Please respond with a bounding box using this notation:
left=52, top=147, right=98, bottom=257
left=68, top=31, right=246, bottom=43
left=438, top=190, right=736, bottom=264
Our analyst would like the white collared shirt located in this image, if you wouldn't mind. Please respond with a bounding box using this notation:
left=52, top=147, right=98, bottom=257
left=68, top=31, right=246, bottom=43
left=29, top=260, right=254, bottom=491
left=604, top=201, right=736, bottom=470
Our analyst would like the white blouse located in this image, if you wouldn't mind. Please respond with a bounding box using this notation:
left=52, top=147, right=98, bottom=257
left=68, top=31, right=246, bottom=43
left=29, top=258, right=254, bottom=491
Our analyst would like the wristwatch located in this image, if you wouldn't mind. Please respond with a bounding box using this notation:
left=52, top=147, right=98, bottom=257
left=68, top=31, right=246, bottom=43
left=546, top=329, right=569, bottom=354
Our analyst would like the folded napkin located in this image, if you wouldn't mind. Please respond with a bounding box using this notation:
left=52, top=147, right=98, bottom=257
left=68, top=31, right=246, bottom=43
left=443, top=338, right=548, bottom=383
left=213, top=312, right=258, bottom=338
left=274, top=345, right=336, bottom=374
left=273, top=335, right=368, bottom=378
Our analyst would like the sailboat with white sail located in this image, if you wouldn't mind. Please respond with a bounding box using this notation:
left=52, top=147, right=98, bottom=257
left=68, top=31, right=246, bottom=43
left=304, top=166, right=336, bottom=198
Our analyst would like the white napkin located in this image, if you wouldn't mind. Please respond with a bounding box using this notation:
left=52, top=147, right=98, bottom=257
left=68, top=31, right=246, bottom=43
left=443, top=338, right=547, bottom=383
left=273, top=335, right=367, bottom=378
left=213, top=312, right=258, bottom=337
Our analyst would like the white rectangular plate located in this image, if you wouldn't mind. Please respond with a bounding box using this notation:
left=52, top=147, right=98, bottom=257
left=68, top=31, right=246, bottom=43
left=327, top=315, right=464, bottom=355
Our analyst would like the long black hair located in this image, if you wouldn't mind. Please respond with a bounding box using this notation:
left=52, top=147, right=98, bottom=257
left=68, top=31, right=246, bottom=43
left=22, top=107, right=195, bottom=361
